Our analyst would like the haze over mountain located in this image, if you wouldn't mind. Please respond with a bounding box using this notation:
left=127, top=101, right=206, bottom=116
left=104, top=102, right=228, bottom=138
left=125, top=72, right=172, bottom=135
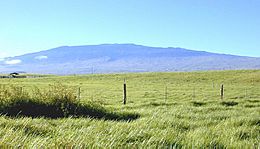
left=0, top=44, right=260, bottom=74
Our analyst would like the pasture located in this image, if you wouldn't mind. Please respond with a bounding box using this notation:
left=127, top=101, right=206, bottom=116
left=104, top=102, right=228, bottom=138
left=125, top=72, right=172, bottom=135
left=0, top=70, right=259, bottom=148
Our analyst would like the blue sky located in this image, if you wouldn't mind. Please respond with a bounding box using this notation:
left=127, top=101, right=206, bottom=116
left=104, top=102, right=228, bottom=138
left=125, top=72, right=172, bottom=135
left=0, top=0, right=259, bottom=58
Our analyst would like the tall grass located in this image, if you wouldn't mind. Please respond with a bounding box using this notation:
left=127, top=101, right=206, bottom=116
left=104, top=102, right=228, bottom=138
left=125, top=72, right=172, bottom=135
left=0, top=83, right=139, bottom=120
left=0, top=83, right=78, bottom=109
left=0, top=70, right=259, bottom=148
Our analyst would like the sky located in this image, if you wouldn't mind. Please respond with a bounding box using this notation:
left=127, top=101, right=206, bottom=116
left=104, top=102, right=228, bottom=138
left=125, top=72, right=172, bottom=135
left=0, top=0, right=259, bottom=58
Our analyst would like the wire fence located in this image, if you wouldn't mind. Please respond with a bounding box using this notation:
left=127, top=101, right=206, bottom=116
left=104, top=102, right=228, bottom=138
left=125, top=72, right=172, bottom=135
left=1, top=78, right=259, bottom=105
left=76, top=82, right=260, bottom=105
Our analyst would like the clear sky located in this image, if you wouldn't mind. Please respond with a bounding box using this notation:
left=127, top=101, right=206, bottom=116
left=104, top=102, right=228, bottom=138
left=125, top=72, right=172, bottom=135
left=0, top=0, right=259, bottom=58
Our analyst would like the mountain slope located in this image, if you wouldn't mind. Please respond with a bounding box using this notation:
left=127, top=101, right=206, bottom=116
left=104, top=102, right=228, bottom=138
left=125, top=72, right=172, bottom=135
left=0, top=44, right=260, bottom=74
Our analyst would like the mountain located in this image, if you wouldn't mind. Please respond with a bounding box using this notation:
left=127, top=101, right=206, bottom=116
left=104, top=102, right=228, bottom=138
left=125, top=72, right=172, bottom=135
left=0, top=44, right=260, bottom=74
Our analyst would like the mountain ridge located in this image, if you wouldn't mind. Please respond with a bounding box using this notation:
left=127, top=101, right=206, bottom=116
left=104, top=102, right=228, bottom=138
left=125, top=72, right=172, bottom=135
left=0, top=44, right=259, bottom=74
left=11, top=43, right=255, bottom=58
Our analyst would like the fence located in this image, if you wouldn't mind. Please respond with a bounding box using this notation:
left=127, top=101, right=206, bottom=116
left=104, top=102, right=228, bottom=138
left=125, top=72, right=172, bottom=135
left=0, top=77, right=259, bottom=105
left=75, top=81, right=260, bottom=105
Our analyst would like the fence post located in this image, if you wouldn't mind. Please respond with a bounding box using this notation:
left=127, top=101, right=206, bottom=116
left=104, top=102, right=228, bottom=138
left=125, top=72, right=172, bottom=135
left=220, top=84, right=224, bottom=100
left=123, top=79, right=127, bottom=105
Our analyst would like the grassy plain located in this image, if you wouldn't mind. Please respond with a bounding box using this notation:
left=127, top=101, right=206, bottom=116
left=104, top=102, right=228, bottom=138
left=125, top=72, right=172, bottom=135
left=0, top=70, right=259, bottom=148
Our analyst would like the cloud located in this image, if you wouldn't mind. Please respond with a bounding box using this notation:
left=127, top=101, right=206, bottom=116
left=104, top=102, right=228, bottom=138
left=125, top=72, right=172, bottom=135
left=35, top=55, right=48, bottom=60
left=5, top=59, right=22, bottom=65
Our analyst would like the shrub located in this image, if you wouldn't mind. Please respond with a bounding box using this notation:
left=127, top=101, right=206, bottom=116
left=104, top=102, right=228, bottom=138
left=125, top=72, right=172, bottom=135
left=0, top=83, right=139, bottom=121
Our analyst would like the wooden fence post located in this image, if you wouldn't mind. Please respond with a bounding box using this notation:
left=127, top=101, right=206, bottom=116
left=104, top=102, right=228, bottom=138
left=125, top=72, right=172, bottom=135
left=123, top=79, right=127, bottom=105
left=220, top=84, right=224, bottom=100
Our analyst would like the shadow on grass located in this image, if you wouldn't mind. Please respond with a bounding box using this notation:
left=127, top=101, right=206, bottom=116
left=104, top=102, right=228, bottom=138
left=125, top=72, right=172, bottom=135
left=149, top=102, right=177, bottom=107
left=191, top=101, right=206, bottom=107
left=246, top=99, right=260, bottom=103
left=121, top=102, right=177, bottom=110
left=221, top=101, right=238, bottom=107
left=251, top=119, right=260, bottom=126
left=0, top=100, right=140, bottom=121
left=244, top=104, right=260, bottom=108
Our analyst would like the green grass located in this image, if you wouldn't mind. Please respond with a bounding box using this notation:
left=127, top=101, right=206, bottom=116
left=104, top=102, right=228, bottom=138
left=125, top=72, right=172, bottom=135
left=0, top=70, right=259, bottom=148
left=0, top=84, right=139, bottom=120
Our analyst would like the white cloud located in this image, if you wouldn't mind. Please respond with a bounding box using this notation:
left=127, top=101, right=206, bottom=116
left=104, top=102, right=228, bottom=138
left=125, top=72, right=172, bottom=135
left=35, top=55, right=48, bottom=60
left=5, top=59, right=22, bottom=65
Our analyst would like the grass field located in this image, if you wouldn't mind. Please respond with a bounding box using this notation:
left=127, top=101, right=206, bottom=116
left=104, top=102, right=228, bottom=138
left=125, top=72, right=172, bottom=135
left=0, top=70, right=259, bottom=148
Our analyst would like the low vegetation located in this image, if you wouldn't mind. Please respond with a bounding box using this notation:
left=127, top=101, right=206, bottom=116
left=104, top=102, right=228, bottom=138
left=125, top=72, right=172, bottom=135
left=0, top=84, right=139, bottom=120
left=0, top=70, right=259, bottom=148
